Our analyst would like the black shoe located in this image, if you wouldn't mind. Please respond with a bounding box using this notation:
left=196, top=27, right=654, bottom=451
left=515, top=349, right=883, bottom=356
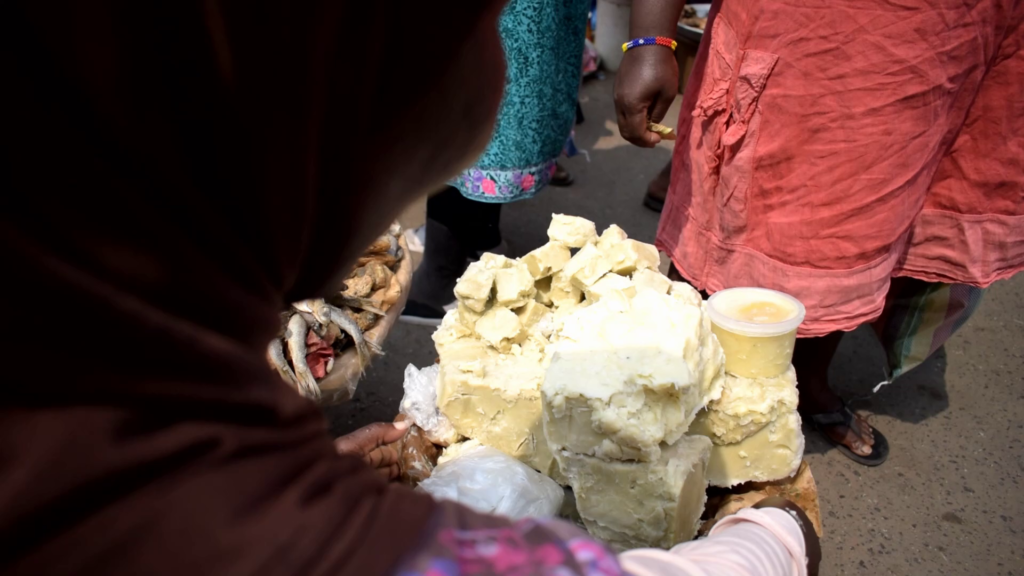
left=400, top=300, right=447, bottom=326
left=643, top=193, right=665, bottom=213
left=550, top=163, right=574, bottom=187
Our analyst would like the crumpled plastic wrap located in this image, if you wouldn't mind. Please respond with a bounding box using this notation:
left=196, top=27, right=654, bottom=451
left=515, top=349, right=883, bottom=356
left=399, top=364, right=460, bottom=446
left=417, top=445, right=564, bottom=520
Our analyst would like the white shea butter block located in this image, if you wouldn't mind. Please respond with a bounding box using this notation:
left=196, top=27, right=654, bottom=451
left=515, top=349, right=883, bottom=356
left=560, top=435, right=712, bottom=550
left=549, top=271, right=583, bottom=307
left=548, top=214, right=598, bottom=248
left=516, top=300, right=552, bottom=330
left=433, top=309, right=474, bottom=347
left=608, top=240, right=660, bottom=276
left=454, top=262, right=496, bottom=313
left=494, top=261, right=536, bottom=307
left=479, top=252, right=514, bottom=270
left=703, top=366, right=799, bottom=445
left=435, top=332, right=554, bottom=474
left=534, top=276, right=554, bottom=306
left=584, top=273, right=636, bottom=303
left=474, top=307, right=522, bottom=351
left=597, top=224, right=629, bottom=251
left=562, top=243, right=613, bottom=290
left=521, top=242, right=572, bottom=279
left=456, top=302, right=485, bottom=330
left=542, top=291, right=724, bottom=462
left=670, top=281, right=703, bottom=307
left=632, top=268, right=672, bottom=295
left=690, top=410, right=804, bottom=487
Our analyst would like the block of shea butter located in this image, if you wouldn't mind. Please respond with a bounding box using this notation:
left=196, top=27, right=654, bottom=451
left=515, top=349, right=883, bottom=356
left=474, top=307, right=523, bottom=351
left=456, top=301, right=485, bottom=330
left=521, top=241, right=572, bottom=279
left=494, top=260, right=536, bottom=308
left=596, top=224, right=629, bottom=251
left=534, top=276, right=554, bottom=306
left=608, top=240, right=660, bottom=276
left=632, top=268, right=672, bottom=295
left=542, top=290, right=723, bottom=462
left=584, top=273, right=636, bottom=303
left=701, top=366, right=799, bottom=445
left=562, top=243, right=613, bottom=290
left=549, top=270, right=583, bottom=307
left=547, top=214, right=598, bottom=248
left=559, top=435, right=712, bottom=551
left=516, top=300, right=552, bottom=331
left=690, top=409, right=804, bottom=487
left=434, top=325, right=554, bottom=474
left=454, top=261, right=496, bottom=313
left=670, top=281, right=703, bottom=308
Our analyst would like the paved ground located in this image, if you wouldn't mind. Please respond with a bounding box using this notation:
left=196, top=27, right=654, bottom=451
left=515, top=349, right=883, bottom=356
left=324, top=74, right=1024, bottom=575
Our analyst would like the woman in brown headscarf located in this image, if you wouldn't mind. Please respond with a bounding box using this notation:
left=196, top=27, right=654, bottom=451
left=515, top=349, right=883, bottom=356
left=0, top=1, right=818, bottom=574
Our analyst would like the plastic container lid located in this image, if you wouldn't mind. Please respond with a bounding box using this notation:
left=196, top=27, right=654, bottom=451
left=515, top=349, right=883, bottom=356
left=707, top=287, right=806, bottom=337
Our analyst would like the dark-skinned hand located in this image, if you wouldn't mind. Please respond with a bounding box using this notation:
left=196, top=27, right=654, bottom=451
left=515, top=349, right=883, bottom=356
left=754, top=496, right=823, bottom=576
left=334, top=421, right=411, bottom=481
left=614, top=45, right=679, bottom=148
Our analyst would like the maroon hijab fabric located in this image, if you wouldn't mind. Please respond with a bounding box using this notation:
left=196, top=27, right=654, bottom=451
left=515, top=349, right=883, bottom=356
left=0, top=1, right=506, bottom=573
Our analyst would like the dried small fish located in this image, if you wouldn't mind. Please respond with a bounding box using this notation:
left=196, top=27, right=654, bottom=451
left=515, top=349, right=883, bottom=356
left=332, top=308, right=382, bottom=370
left=267, top=338, right=298, bottom=389
left=294, top=299, right=382, bottom=371
left=285, top=314, right=320, bottom=399
left=647, top=121, right=677, bottom=140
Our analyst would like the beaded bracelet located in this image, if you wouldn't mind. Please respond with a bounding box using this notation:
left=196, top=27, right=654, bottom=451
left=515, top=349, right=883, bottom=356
left=622, top=36, right=678, bottom=53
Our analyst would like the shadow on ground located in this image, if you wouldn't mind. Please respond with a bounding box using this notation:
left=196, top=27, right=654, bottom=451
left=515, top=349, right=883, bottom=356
left=804, top=326, right=952, bottom=457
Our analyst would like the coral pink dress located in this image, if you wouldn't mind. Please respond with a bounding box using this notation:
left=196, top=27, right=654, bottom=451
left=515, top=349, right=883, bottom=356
left=658, top=0, right=1024, bottom=336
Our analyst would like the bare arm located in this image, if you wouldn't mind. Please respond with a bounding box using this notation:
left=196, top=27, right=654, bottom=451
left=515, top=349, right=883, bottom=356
left=614, top=0, right=688, bottom=147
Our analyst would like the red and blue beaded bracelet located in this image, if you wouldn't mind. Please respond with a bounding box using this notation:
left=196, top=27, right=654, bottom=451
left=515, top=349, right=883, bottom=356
left=621, top=36, right=678, bottom=53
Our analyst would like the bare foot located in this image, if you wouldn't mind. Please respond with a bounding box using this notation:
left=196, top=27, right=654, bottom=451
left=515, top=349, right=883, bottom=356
left=820, top=411, right=876, bottom=457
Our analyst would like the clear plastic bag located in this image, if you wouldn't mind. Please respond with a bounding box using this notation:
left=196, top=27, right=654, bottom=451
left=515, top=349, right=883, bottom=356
left=418, top=445, right=564, bottom=520
left=399, top=364, right=459, bottom=445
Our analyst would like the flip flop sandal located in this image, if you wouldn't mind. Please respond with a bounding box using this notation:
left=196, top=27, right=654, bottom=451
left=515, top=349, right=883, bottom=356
left=809, top=404, right=889, bottom=466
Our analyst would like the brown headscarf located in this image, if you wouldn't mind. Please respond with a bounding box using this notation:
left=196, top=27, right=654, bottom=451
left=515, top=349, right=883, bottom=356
left=0, top=0, right=507, bottom=573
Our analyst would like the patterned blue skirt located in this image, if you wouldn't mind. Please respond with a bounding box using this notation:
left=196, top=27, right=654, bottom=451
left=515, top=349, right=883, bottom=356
left=450, top=0, right=590, bottom=203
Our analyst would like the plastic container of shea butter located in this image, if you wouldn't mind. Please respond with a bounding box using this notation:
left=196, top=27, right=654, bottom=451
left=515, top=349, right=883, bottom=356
left=707, top=287, right=806, bottom=378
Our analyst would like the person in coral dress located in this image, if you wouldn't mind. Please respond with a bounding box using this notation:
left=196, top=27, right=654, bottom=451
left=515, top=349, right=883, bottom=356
left=616, top=0, right=1024, bottom=465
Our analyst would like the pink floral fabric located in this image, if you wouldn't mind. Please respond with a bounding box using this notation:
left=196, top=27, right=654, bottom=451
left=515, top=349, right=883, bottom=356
left=396, top=506, right=623, bottom=576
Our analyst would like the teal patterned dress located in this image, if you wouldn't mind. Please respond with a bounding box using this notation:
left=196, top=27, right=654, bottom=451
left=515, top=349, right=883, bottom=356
left=451, top=0, right=590, bottom=203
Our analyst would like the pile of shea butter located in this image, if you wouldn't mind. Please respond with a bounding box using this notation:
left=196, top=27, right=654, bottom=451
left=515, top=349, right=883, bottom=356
left=433, top=214, right=804, bottom=550
left=537, top=228, right=725, bottom=549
